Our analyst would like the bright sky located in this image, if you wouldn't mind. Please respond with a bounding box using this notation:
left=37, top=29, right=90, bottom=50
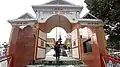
left=0, top=0, right=89, bottom=43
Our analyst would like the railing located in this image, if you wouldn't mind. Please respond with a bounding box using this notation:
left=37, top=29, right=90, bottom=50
left=101, top=54, right=120, bottom=67
left=0, top=55, right=13, bottom=67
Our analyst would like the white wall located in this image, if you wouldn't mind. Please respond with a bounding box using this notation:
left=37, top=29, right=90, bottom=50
left=71, top=29, right=79, bottom=58
left=37, top=48, right=45, bottom=58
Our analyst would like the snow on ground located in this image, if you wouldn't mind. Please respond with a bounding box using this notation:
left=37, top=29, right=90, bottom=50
left=46, top=49, right=55, bottom=56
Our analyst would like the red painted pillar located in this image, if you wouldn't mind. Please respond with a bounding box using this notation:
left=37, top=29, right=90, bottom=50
left=8, top=26, right=36, bottom=67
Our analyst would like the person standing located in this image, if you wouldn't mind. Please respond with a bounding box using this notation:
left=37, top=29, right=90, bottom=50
left=54, top=41, right=60, bottom=61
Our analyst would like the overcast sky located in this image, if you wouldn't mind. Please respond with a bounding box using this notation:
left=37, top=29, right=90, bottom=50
left=0, top=0, right=89, bottom=43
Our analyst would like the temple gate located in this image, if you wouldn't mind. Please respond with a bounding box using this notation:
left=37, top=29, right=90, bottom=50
left=7, top=0, right=106, bottom=67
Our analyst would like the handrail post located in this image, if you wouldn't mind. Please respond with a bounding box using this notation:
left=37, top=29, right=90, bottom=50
left=9, top=55, right=13, bottom=67
left=100, top=54, right=106, bottom=67
left=0, top=55, right=13, bottom=67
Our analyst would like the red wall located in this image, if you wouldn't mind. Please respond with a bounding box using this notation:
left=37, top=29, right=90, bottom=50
left=8, top=26, right=36, bottom=67
left=80, top=27, right=106, bottom=67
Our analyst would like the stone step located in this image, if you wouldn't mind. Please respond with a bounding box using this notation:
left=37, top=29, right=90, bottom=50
left=27, top=65, right=88, bottom=67
left=33, top=57, right=83, bottom=65
left=34, top=60, right=83, bottom=65
left=27, top=57, right=88, bottom=67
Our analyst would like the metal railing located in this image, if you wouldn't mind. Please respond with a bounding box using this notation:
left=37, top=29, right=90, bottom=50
left=101, top=54, right=120, bottom=67
left=0, top=55, right=13, bottom=67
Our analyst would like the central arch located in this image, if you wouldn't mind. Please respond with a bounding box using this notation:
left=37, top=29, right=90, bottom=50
left=36, top=14, right=81, bottom=60
left=45, top=15, right=72, bottom=33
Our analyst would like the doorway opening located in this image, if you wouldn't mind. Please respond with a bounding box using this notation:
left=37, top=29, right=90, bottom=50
left=46, top=27, right=72, bottom=59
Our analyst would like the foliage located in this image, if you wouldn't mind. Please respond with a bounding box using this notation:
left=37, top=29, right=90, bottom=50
left=1, top=42, right=8, bottom=48
left=46, top=43, right=50, bottom=47
left=84, top=0, right=120, bottom=49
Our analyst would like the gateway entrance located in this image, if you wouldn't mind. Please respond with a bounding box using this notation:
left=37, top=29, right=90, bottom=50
left=35, top=15, right=81, bottom=60
left=7, top=0, right=106, bottom=67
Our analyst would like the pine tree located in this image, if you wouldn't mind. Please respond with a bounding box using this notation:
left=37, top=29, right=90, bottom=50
left=85, top=0, right=120, bottom=49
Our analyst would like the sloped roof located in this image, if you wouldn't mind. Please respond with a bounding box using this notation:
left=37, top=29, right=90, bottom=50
left=8, top=12, right=37, bottom=23
left=17, top=12, right=35, bottom=19
left=44, top=0, right=75, bottom=5
left=32, top=0, right=83, bottom=13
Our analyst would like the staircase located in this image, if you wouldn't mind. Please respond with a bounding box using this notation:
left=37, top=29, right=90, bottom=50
left=27, top=57, right=87, bottom=67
